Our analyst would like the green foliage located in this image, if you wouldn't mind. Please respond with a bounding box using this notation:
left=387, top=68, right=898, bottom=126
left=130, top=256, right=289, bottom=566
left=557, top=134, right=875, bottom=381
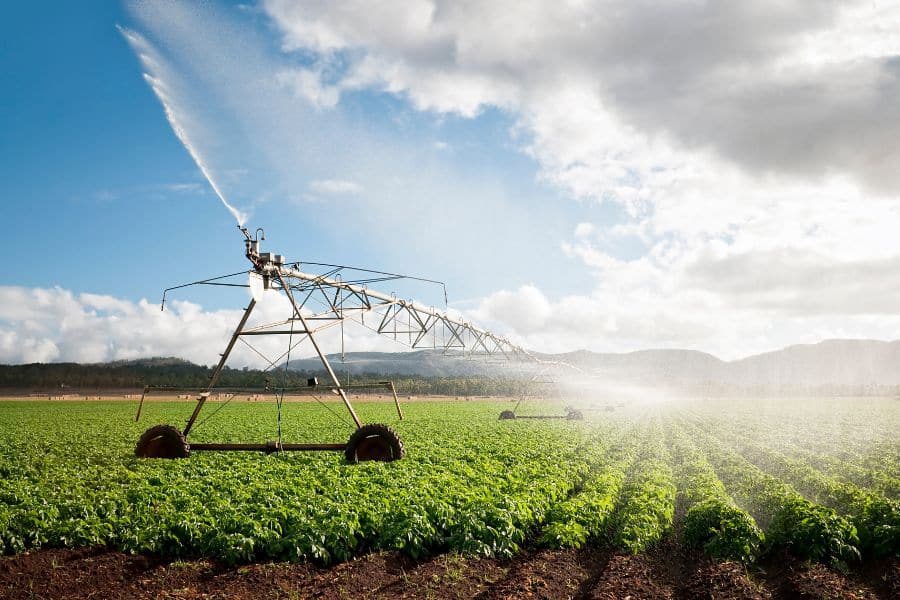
left=541, top=520, right=589, bottom=548
left=768, top=494, right=861, bottom=565
left=669, top=426, right=764, bottom=562
left=720, top=434, right=899, bottom=558
left=682, top=499, right=763, bottom=563
left=539, top=430, right=636, bottom=548
left=613, top=432, right=676, bottom=554
left=0, top=396, right=896, bottom=567
left=686, top=420, right=862, bottom=568
left=614, top=475, right=675, bottom=553
left=0, top=400, right=590, bottom=564
left=857, top=495, right=900, bottom=556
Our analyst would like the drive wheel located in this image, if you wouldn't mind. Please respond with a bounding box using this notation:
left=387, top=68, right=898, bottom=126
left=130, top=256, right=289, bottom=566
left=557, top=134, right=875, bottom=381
left=499, top=410, right=516, bottom=420
left=135, top=424, right=190, bottom=458
left=345, top=424, right=404, bottom=463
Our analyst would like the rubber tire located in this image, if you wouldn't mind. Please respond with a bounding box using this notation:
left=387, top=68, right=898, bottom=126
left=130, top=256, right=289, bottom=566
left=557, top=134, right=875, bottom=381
left=499, top=410, right=516, bottom=420
left=566, top=410, right=584, bottom=421
left=135, top=424, right=190, bottom=458
left=345, top=424, right=404, bottom=463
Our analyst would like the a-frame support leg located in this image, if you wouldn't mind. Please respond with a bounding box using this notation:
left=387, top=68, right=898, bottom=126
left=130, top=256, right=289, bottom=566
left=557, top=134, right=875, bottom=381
left=183, top=299, right=257, bottom=437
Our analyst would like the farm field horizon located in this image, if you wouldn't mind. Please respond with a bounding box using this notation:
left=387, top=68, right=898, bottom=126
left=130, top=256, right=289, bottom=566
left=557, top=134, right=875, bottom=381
left=1, top=395, right=897, bottom=599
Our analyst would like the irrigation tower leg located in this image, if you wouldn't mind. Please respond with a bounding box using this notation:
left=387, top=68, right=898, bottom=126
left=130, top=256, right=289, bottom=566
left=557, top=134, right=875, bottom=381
left=135, top=386, right=149, bottom=422
left=183, top=299, right=257, bottom=437
left=389, top=381, right=404, bottom=420
left=276, top=272, right=363, bottom=428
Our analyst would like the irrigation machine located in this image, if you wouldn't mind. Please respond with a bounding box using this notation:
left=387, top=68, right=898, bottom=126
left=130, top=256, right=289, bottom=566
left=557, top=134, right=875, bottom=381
left=135, top=226, right=561, bottom=462
left=497, top=374, right=584, bottom=421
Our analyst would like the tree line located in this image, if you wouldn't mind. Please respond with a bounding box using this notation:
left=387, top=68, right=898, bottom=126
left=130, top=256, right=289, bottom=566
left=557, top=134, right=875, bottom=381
left=0, top=359, right=533, bottom=397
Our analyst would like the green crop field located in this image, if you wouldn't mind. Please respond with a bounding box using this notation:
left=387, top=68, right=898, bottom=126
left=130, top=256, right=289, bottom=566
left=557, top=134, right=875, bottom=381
left=1, top=397, right=898, bottom=571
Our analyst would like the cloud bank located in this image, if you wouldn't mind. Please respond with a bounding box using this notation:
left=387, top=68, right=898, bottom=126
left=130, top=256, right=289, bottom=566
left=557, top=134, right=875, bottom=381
left=0, top=286, right=408, bottom=366
left=264, top=0, right=900, bottom=194
left=259, top=0, right=900, bottom=358
left=27, top=0, right=893, bottom=365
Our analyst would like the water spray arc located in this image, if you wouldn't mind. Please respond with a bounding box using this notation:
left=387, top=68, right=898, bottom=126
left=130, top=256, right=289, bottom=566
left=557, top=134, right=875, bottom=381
left=134, top=226, right=560, bottom=462
left=119, top=26, right=247, bottom=226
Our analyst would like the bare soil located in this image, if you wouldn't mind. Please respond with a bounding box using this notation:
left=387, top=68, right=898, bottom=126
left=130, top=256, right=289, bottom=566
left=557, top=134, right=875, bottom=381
left=1, top=546, right=895, bottom=600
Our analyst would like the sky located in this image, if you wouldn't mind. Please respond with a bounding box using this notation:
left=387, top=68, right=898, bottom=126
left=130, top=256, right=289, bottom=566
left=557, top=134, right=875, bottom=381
left=2, top=0, right=900, bottom=367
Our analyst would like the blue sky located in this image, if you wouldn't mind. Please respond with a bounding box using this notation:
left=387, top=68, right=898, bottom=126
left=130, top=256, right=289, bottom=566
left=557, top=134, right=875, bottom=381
left=2, top=1, right=618, bottom=309
left=2, top=2, right=255, bottom=303
left=2, top=1, right=900, bottom=365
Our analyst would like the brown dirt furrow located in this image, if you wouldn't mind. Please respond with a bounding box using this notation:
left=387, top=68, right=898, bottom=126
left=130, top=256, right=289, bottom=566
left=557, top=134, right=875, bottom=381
left=754, top=552, right=894, bottom=600
left=474, top=546, right=609, bottom=600
left=788, top=562, right=880, bottom=600
left=1, top=547, right=896, bottom=599
left=628, top=532, right=769, bottom=600
left=588, top=553, right=675, bottom=599
left=0, top=549, right=507, bottom=600
left=682, top=560, right=771, bottom=600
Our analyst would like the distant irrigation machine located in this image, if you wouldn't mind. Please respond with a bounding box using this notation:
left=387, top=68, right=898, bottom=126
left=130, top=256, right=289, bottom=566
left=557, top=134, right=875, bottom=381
left=498, top=403, right=584, bottom=421
left=497, top=374, right=584, bottom=421
left=135, top=226, right=563, bottom=462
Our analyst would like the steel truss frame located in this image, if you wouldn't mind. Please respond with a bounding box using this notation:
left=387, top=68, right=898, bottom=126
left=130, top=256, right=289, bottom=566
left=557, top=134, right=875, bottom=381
left=135, top=227, right=565, bottom=459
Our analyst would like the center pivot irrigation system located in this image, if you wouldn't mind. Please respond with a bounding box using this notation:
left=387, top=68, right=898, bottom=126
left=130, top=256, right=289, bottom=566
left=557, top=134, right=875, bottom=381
left=497, top=365, right=584, bottom=421
left=135, top=226, right=577, bottom=462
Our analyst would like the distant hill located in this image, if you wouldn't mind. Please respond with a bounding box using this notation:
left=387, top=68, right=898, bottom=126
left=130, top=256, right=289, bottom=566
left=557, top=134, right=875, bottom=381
left=726, top=339, right=900, bottom=387
left=551, top=348, right=726, bottom=381
left=3, top=339, right=899, bottom=394
left=288, top=350, right=509, bottom=377
left=103, top=357, right=196, bottom=368
left=289, top=340, right=900, bottom=392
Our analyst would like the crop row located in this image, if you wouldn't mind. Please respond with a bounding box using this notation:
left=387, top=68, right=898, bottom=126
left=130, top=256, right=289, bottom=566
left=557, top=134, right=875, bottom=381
left=539, top=425, right=639, bottom=548
left=684, top=401, right=899, bottom=479
left=678, top=418, right=861, bottom=567
left=696, top=421, right=899, bottom=558
left=2, top=398, right=896, bottom=568
left=611, top=418, right=676, bottom=553
left=717, top=422, right=900, bottom=502
left=795, top=448, right=900, bottom=501
left=687, top=405, right=892, bottom=473
left=667, top=425, right=763, bottom=562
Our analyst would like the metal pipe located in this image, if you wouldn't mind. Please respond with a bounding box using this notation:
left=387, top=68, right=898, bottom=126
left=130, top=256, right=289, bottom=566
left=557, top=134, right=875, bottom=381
left=514, top=415, right=569, bottom=419
left=190, top=442, right=345, bottom=452
left=276, top=264, right=581, bottom=372
left=142, top=383, right=398, bottom=395
left=278, top=265, right=500, bottom=340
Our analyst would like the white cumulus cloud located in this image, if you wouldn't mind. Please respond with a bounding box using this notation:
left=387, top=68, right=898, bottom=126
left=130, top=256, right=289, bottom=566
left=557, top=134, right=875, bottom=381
left=260, top=0, right=900, bottom=358
left=0, top=286, right=449, bottom=366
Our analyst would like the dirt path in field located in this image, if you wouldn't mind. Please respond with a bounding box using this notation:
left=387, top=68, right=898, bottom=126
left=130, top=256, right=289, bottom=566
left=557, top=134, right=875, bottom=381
left=1, top=546, right=896, bottom=600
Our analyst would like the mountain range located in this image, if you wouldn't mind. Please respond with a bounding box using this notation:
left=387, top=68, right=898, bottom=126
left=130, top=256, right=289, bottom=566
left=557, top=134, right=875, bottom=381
left=289, top=339, right=900, bottom=390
